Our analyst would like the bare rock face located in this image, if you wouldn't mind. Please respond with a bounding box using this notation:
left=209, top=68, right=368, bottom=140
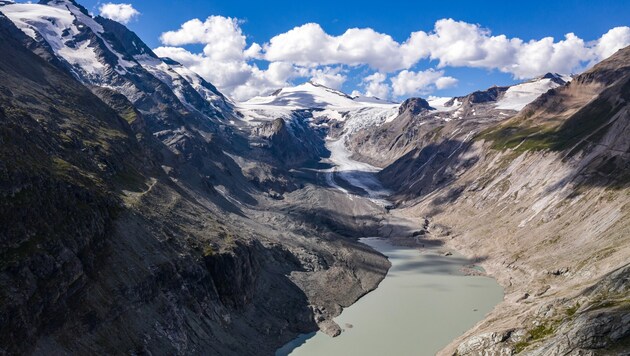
left=203, top=241, right=262, bottom=309
left=456, top=265, right=630, bottom=355
left=456, top=85, right=508, bottom=105
left=455, top=330, right=520, bottom=355
left=318, top=320, right=342, bottom=337
left=398, top=97, right=434, bottom=116
left=258, top=117, right=288, bottom=137
left=524, top=265, right=630, bottom=355
left=254, top=116, right=327, bottom=167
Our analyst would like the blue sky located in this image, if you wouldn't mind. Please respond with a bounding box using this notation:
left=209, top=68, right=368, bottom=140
left=38, top=1, right=630, bottom=100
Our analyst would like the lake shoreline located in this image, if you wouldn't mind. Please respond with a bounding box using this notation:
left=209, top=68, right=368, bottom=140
left=276, top=235, right=504, bottom=356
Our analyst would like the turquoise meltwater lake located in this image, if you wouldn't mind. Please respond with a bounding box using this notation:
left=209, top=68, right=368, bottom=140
left=277, top=237, right=504, bottom=356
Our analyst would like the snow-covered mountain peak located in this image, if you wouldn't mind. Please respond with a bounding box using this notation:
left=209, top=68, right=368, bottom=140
left=245, top=82, right=354, bottom=109
left=2, top=0, right=234, bottom=124
left=352, top=95, right=398, bottom=105
left=305, top=80, right=354, bottom=99
left=238, top=82, right=399, bottom=136
left=424, top=73, right=572, bottom=115
left=539, top=72, right=573, bottom=84
left=242, top=81, right=397, bottom=110
left=1, top=1, right=136, bottom=79
left=495, top=73, right=572, bottom=111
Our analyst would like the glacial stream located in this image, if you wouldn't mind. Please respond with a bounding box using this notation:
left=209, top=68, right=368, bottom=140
left=276, top=138, right=504, bottom=356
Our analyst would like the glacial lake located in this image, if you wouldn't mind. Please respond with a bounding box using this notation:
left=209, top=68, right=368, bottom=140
left=276, top=237, right=504, bottom=356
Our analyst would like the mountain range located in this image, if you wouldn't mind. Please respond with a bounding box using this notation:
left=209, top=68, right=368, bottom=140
left=0, top=1, right=628, bottom=355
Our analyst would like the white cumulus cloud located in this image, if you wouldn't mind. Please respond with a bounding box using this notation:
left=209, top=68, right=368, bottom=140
left=99, top=3, right=140, bottom=24
left=262, top=19, right=630, bottom=79
left=361, top=72, right=391, bottom=99
left=594, top=26, right=630, bottom=61
left=155, top=16, right=295, bottom=101
left=160, top=16, right=253, bottom=61
left=155, top=14, right=630, bottom=101
left=391, top=69, right=458, bottom=96
left=435, top=76, right=459, bottom=90
left=308, top=66, right=347, bottom=90
left=263, top=23, right=420, bottom=72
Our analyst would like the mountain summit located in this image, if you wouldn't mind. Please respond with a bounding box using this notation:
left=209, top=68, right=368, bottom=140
left=1, top=0, right=233, bottom=126
left=243, top=81, right=394, bottom=109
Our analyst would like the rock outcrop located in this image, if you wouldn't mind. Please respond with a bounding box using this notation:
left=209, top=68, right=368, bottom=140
left=398, top=97, right=434, bottom=116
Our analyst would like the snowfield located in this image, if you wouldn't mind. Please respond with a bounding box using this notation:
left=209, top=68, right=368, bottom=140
left=2, top=3, right=107, bottom=75
left=2, top=1, right=234, bottom=120
left=2, top=1, right=137, bottom=79
left=427, top=96, right=462, bottom=112
left=242, top=81, right=396, bottom=110
left=238, top=81, right=399, bottom=131
left=495, top=74, right=572, bottom=111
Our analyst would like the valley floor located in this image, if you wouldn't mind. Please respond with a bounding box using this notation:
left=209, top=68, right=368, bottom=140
left=273, top=137, right=506, bottom=355
left=295, top=132, right=629, bottom=355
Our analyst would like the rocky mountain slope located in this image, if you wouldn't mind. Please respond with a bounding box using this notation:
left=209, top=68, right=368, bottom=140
left=344, top=73, right=571, bottom=170
left=239, top=81, right=400, bottom=169
left=0, top=3, right=391, bottom=355
left=373, top=48, right=630, bottom=354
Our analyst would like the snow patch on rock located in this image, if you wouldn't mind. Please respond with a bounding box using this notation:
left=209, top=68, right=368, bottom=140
left=496, top=74, right=571, bottom=111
